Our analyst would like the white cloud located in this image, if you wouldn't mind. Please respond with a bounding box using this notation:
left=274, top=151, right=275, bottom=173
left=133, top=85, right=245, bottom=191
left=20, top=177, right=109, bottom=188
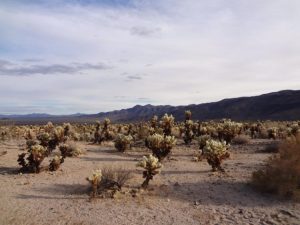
left=0, top=0, right=299, bottom=114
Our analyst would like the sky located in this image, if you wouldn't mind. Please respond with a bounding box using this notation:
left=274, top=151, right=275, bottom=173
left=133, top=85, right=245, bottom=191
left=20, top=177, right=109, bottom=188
left=0, top=0, right=300, bottom=115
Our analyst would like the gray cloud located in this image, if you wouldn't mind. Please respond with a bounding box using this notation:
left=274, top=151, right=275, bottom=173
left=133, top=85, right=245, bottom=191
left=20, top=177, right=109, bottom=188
left=21, top=58, right=44, bottom=63
left=0, top=61, right=112, bottom=76
left=125, top=75, right=142, bottom=81
left=0, top=60, right=14, bottom=67
left=1, top=0, right=299, bottom=114
left=137, top=97, right=152, bottom=101
left=130, top=26, right=161, bottom=37
left=114, top=95, right=127, bottom=99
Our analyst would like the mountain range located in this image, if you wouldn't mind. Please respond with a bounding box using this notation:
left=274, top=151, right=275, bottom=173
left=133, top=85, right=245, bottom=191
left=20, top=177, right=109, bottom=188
left=1, top=90, right=300, bottom=124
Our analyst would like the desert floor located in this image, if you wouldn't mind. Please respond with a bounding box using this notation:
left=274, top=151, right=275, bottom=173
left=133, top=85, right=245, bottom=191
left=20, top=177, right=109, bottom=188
left=0, top=139, right=299, bottom=225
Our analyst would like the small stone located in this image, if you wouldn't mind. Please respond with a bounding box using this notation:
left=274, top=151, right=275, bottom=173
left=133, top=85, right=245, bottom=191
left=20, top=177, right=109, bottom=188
left=174, top=182, right=180, bottom=187
left=279, top=209, right=297, bottom=218
left=194, top=201, right=200, bottom=206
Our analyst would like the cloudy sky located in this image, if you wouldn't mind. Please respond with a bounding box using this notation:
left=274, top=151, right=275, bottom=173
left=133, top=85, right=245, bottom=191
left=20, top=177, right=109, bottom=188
left=0, top=0, right=300, bottom=114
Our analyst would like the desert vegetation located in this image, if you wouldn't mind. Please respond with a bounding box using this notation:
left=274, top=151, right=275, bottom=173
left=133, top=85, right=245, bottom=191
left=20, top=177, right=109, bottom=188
left=252, top=134, right=300, bottom=200
left=0, top=113, right=300, bottom=224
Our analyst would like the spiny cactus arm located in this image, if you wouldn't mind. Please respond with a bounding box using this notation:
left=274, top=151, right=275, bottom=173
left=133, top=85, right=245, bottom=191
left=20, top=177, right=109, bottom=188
left=86, top=170, right=102, bottom=197
left=137, top=154, right=162, bottom=188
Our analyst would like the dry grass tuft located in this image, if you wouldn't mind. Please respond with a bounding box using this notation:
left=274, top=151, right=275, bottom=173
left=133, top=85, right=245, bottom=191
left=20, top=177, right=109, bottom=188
left=100, top=166, right=132, bottom=190
left=87, top=166, right=132, bottom=198
left=262, top=142, right=280, bottom=153
left=252, top=135, right=300, bottom=200
left=232, top=135, right=250, bottom=145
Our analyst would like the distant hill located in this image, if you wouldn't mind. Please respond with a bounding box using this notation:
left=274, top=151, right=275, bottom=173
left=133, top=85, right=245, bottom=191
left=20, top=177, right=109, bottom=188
left=1, top=90, right=300, bottom=124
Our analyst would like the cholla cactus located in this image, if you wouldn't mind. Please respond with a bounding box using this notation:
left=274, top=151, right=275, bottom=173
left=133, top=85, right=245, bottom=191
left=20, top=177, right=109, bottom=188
left=18, top=144, right=47, bottom=173
left=136, top=154, right=162, bottom=188
left=0, top=127, right=11, bottom=142
left=24, top=129, right=37, bottom=148
left=250, top=122, right=264, bottom=139
left=94, top=121, right=101, bottom=144
left=49, top=155, right=64, bottom=171
left=86, top=170, right=102, bottom=197
left=150, top=115, right=158, bottom=130
left=218, top=120, right=242, bottom=143
left=24, top=129, right=36, bottom=140
left=63, top=123, right=72, bottom=139
left=44, top=122, right=54, bottom=133
left=37, top=132, right=51, bottom=147
left=146, top=134, right=176, bottom=161
left=267, top=127, right=278, bottom=140
left=160, top=114, right=174, bottom=136
left=93, top=118, right=114, bottom=144
left=289, top=124, right=299, bottom=136
left=203, top=139, right=230, bottom=172
left=185, top=110, right=192, bottom=121
left=198, top=135, right=211, bottom=150
left=114, top=134, right=133, bottom=152
left=17, top=122, right=73, bottom=173
left=53, top=126, right=66, bottom=143
left=183, top=119, right=194, bottom=144
left=199, top=125, right=208, bottom=136
left=192, top=121, right=200, bottom=137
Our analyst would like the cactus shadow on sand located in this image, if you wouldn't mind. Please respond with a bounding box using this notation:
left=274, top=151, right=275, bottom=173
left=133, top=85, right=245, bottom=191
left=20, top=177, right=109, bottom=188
left=0, top=166, right=19, bottom=175
left=17, top=183, right=89, bottom=200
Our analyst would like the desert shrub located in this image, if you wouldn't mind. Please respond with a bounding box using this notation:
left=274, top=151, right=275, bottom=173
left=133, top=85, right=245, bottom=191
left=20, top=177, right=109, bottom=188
left=86, top=167, right=131, bottom=198
left=203, top=139, right=230, bottom=172
left=114, top=134, right=133, bottom=152
left=136, top=154, right=162, bottom=188
left=232, top=135, right=250, bottom=145
left=100, top=167, right=132, bottom=191
left=146, top=133, right=176, bottom=161
left=259, top=128, right=269, bottom=139
left=252, top=135, right=300, bottom=200
left=262, top=142, right=280, bottom=153
left=59, top=142, right=82, bottom=157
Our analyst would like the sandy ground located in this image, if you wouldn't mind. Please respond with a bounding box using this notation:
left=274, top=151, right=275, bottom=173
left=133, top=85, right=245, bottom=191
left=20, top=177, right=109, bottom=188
left=0, top=139, right=299, bottom=225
